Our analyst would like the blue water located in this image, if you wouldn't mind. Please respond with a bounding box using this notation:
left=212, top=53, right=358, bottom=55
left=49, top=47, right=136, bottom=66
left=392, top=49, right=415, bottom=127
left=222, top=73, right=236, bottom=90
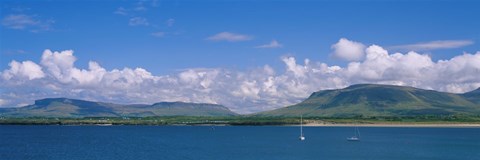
left=0, top=126, right=479, bottom=160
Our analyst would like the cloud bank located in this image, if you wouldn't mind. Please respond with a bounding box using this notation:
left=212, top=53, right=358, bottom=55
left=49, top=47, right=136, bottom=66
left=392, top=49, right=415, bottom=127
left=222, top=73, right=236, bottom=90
left=1, top=40, right=480, bottom=113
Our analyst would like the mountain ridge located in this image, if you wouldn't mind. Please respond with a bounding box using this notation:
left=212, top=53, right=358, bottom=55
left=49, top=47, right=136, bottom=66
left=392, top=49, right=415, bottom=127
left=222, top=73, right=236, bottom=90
left=462, top=87, right=480, bottom=103
left=0, top=98, right=238, bottom=117
left=2, top=84, right=480, bottom=118
left=258, top=84, right=480, bottom=117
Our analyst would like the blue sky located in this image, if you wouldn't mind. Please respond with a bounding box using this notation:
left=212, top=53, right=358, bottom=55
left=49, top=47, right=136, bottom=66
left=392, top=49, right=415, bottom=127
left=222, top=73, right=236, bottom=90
left=2, top=0, right=479, bottom=74
left=1, top=0, right=480, bottom=113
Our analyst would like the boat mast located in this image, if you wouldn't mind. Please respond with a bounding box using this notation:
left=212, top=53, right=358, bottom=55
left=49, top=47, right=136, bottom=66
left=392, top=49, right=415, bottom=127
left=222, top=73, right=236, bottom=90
left=356, top=126, right=360, bottom=138
left=352, top=122, right=360, bottom=138
left=354, top=125, right=356, bottom=137
left=300, top=115, right=303, bottom=136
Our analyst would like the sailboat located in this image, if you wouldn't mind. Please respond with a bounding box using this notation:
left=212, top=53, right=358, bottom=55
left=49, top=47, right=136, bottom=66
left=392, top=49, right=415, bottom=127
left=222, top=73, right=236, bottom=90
left=347, top=124, right=360, bottom=141
left=299, top=115, right=305, bottom=141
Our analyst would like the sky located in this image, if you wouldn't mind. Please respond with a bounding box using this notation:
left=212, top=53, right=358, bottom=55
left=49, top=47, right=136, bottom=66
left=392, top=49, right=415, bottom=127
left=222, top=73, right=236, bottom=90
left=1, top=0, right=480, bottom=113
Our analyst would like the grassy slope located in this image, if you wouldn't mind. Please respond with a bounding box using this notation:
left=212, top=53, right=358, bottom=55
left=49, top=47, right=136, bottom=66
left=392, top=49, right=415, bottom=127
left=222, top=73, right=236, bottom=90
left=0, top=98, right=237, bottom=117
left=1, top=84, right=479, bottom=119
left=258, top=84, right=480, bottom=117
left=462, top=87, right=480, bottom=103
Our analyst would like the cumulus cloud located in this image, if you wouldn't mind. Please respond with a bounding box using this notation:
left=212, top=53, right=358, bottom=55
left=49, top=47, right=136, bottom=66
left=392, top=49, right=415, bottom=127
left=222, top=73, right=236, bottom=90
left=1, top=14, right=53, bottom=32
left=256, top=40, right=282, bottom=48
left=390, top=40, right=474, bottom=51
left=129, top=17, right=149, bottom=26
left=331, top=38, right=366, bottom=61
left=1, top=60, right=44, bottom=81
left=1, top=43, right=480, bottom=113
left=206, top=32, right=253, bottom=42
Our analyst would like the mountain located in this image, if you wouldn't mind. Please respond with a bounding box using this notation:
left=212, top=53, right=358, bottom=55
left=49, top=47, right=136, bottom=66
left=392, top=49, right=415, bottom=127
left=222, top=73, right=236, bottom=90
left=2, top=84, right=479, bottom=118
left=461, top=87, right=480, bottom=103
left=258, top=84, right=480, bottom=117
left=0, top=98, right=237, bottom=117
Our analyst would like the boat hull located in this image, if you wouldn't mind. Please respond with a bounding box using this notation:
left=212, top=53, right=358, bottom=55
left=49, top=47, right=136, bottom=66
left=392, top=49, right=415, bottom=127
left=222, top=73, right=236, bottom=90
left=347, top=137, right=359, bottom=141
left=299, top=136, right=305, bottom=141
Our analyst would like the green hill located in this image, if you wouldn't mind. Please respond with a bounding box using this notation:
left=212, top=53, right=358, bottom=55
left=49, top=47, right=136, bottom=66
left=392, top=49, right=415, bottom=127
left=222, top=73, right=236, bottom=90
left=258, top=84, right=480, bottom=117
left=0, top=98, right=238, bottom=117
left=462, top=87, right=480, bottom=104
left=2, top=84, right=479, bottom=118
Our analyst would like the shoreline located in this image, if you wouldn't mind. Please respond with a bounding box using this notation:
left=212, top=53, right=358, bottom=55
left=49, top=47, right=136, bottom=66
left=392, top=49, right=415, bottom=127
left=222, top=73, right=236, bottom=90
left=301, top=122, right=480, bottom=127
left=1, top=122, right=480, bottom=127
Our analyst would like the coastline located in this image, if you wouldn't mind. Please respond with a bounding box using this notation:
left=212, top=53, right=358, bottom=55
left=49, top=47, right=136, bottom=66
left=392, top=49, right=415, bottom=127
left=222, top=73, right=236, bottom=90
left=302, top=122, right=480, bottom=127
left=2, top=122, right=480, bottom=127
left=1, top=117, right=480, bottom=127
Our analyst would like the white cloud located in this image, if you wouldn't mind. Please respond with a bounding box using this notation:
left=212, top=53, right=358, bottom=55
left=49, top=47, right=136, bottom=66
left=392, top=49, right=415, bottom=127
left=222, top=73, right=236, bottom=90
left=166, top=18, right=175, bottom=27
left=134, top=1, right=147, bottom=11
left=0, top=99, right=6, bottom=106
left=11, top=7, right=31, bottom=12
left=2, top=60, right=44, bottom=81
left=256, top=40, right=282, bottom=48
left=331, top=38, right=366, bottom=61
left=115, top=0, right=162, bottom=27
left=3, top=49, right=27, bottom=55
left=115, top=0, right=158, bottom=15
left=40, top=49, right=77, bottom=83
left=1, top=14, right=53, bottom=32
left=1, top=43, right=480, bottom=114
left=282, top=56, right=307, bottom=77
left=390, top=40, right=474, bottom=51
left=129, top=17, right=149, bottom=26
left=2, top=14, right=36, bottom=29
left=114, top=7, right=128, bottom=15
left=151, top=32, right=165, bottom=37
left=206, top=32, right=253, bottom=42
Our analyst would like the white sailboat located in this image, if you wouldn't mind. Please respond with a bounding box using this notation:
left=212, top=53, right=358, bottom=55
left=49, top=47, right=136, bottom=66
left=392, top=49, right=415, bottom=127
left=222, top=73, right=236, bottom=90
left=299, top=115, right=305, bottom=141
left=347, top=124, right=360, bottom=141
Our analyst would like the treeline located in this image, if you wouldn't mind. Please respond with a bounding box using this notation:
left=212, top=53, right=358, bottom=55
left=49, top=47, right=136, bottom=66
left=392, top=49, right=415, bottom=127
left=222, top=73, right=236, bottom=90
left=0, top=115, right=479, bottom=125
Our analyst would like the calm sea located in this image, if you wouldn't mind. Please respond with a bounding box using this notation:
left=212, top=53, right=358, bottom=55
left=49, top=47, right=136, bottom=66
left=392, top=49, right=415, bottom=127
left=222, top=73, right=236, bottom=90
left=0, top=125, right=479, bottom=160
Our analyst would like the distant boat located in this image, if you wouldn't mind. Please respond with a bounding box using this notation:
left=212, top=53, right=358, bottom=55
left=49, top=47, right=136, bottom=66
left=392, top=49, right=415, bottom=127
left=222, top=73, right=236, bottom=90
left=299, top=115, right=305, bottom=141
left=347, top=124, right=360, bottom=141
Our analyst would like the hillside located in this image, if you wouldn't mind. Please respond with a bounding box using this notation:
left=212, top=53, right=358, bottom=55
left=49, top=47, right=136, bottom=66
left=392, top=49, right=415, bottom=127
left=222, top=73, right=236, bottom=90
left=258, top=84, right=480, bottom=117
left=462, top=87, right=480, bottom=103
left=0, top=98, right=238, bottom=117
left=2, top=84, right=480, bottom=118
